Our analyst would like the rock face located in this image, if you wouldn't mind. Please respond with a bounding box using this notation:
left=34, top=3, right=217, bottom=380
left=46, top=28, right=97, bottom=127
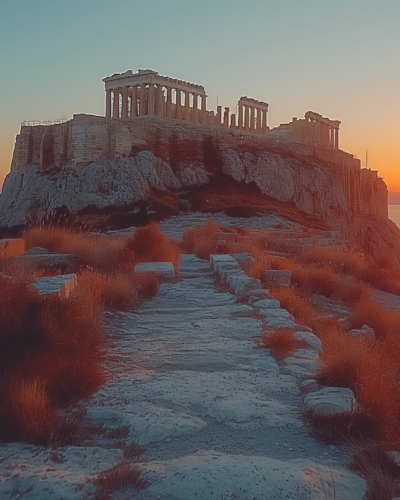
left=0, top=152, right=182, bottom=227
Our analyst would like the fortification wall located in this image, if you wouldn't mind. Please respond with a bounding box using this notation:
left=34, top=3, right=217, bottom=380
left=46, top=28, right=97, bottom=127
left=9, top=114, right=387, bottom=219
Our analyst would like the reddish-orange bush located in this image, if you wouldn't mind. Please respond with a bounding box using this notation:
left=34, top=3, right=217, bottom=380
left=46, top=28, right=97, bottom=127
left=261, top=327, right=305, bottom=360
left=268, top=285, right=316, bottom=327
left=1, top=378, right=62, bottom=445
left=0, top=276, right=106, bottom=443
left=24, top=225, right=125, bottom=272
left=125, top=222, right=180, bottom=268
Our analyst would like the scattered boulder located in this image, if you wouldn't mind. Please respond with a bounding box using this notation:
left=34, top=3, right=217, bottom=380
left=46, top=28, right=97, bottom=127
left=304, top=387, right=358, bottom=417
left=32, top=274, right=77, bottom=298
left=134, top=262, right=174, bottom=278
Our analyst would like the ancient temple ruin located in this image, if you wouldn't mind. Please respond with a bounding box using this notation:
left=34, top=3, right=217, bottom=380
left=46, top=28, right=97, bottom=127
left=103, top=69, right=269, bottom=133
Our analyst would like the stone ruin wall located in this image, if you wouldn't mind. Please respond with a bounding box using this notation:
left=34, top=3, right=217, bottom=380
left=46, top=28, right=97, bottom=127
left=10, top=113, right=388, bottom=219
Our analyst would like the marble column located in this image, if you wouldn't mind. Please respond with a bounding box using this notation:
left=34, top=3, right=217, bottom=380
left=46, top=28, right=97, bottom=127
left=201, top=95, right=207, bottom=124
left=175, top=89, right=181, bottom=119
left=156, top=85, right=164, bottom=116
left=244, top=105, right=249, bottom=130
left=113, top=90, right=119, bottom=119
left=166, top=87, right=172, bottom=118
left=250, top=106, right=255, bottom=131
left=148, top=84, right=155, bottom=115
left=256, top=107, right=261, bottom=133
left=230, top=113, right=236, bottom=129
left=335, top=127, right=339, bottom=149
left=140, top=85, right=147, bottom=115
left=192, top=93, right=198, bottom=122
left=122, top=87, right=129, bottom=119
left=183, top=91, right=190, bottom=120
left=131, top=86, right=138, bottom=117
left=238, top=104, right=243, bottom=129
left=224, top=107, right=229, bottom=127
left=106, top=89, right=112, bottom=118
left=263, top=108, right=268, bottom=129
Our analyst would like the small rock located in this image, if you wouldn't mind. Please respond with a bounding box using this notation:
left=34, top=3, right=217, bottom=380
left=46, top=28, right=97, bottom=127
left=304, top=387, right=358, bottom=417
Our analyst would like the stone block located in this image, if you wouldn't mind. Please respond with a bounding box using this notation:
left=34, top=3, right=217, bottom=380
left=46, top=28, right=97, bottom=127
left=294, top=331, right=323, bottom=353
left=304, top=387, right=358, bottom=417
left=218, top=267, right=242, bottom=284
left=229, top=252, right=255, bottom=266
left=0, top=239, right=25, bottom=259
left=24, top=246, right=49, bottom=255
left=252, top=298, right=280, bottom=309
left=214, top=260, right=240, bottom=276
left=134, top=262, right=174, bottom=278
left=233, top=276, right=261, bottom=297
left=32, top=274, right=77, bottom=298
left=264, top=270, right=291, bottom=288
left=246, top=290, right=271, bottom=303
left=300, top=379, right=319, bottom=394
left=209, top=254, right=237, bottom=270
left=13, top=252, right=74, bottom=270
left=348, top=325, right=375, bottom=341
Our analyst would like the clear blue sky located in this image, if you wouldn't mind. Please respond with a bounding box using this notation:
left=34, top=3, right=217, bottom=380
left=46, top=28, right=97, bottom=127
left=1, top=0, right=399, bottom=188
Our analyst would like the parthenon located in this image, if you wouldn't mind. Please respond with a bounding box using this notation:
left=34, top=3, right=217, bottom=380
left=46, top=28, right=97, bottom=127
left=102, top=69, right=269, bottom=133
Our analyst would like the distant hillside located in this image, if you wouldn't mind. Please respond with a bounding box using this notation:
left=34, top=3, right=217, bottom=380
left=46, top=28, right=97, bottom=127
left=389, top=192, right=400, bottom=204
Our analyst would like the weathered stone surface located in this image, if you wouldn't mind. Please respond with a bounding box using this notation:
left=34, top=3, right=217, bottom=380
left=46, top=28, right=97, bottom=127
left=32, top=274, right=76, bottom=298
left=265, top=269, right=291, bottom=288
left=134, top=262, right=174, bottom=278
left=209, top=254, right=237, bottom=270
left=0, top=152, right=181, bottom=227
left=348, top=324, right=375, bottom=341
left=0, top=238, right=25, bottom=259
left=229, top=252, right=255, bottom=266
left=13, top=252, right=74, bottom=270
left=252, top=298, right=280, bottom=309
left=294, top=331, right=323, bottom=353
left=141, top=450, right=366, bottom=500
left=304, top=387, right=358, bottom=416
left=300, top=379, right=320, bottom=394
left=24, top=246, right=49, bottom=255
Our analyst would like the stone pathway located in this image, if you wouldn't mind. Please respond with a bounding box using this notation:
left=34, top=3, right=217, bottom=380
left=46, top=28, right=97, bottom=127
left=0, top=254, right=366, bottom=499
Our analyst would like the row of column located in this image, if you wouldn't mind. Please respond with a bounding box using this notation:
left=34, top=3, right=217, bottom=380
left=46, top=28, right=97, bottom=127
left=106, top=85, right=207, bottom=123
left=237, top=104, right=268, bottom=133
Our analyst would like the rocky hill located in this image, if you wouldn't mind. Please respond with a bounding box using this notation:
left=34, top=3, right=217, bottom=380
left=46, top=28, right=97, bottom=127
left=1, top=114, right=397, bottom=265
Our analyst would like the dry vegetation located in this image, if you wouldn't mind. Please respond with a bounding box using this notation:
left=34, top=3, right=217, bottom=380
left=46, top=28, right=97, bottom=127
left=261, top=326, right=307, bottom=361
left=0, top=222, right=178, bottom=445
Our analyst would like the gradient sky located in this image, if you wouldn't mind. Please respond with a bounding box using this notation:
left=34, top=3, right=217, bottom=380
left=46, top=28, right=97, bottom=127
left=1, top=0, right=399, bottom=190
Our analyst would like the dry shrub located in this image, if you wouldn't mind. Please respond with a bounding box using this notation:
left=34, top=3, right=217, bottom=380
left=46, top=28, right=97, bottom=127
left=350, top=295, right=400, bottom=340
left=261, top=327, right=306, bottom=360
left=350, top=444, right=400, bottom=500
left=77, top=269, right=159, bottom=311
left=292, top=266, right=337, bottom=297
left=1, top=378, right=62, bottom=445
left=182, top=220, right=223, bottom=259
left=269, top=286, right=316, bottom=327
left=90, top=459, right=149, bottom=499
left=124, top=222, right=180, bottom=268
left=24, top=225, right=125, bottom=272
left=305, top=410, right=376, bottom=444
left=317, top=319, right=400, bottom=441
left=0, top=276, right=106, bottom=444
